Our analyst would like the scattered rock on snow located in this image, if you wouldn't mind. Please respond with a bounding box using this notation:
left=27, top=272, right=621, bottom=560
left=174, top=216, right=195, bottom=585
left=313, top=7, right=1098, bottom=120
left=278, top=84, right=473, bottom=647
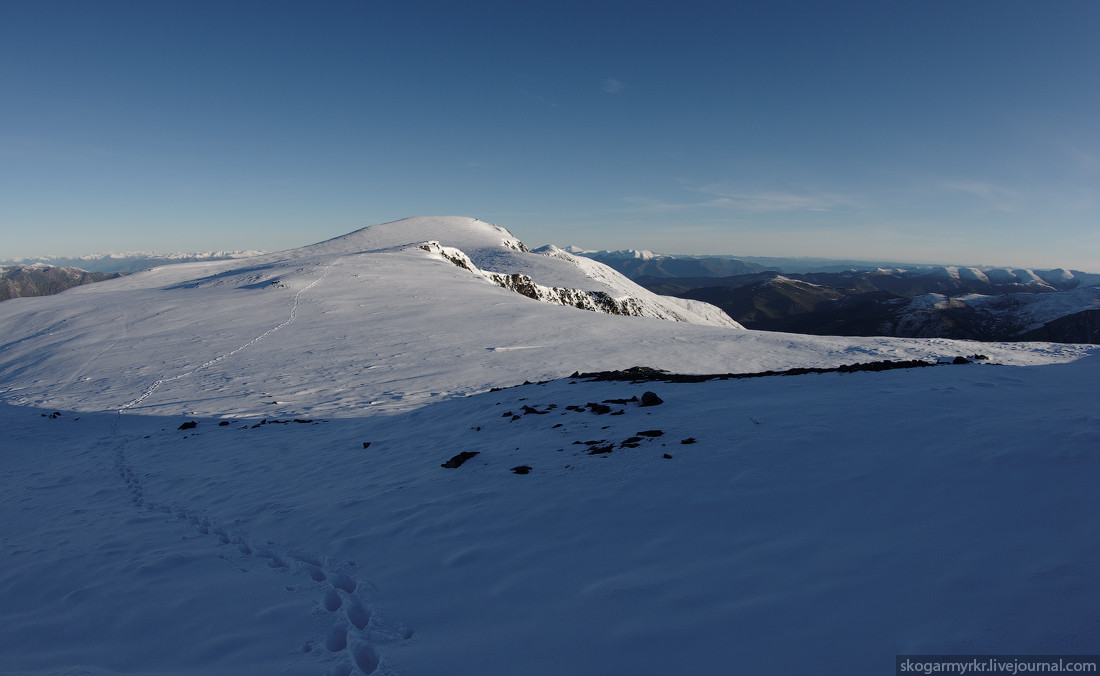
left=441, top=451, right=480, bottom=468
left=511, top=465, right=532, bottom=475
left=603, top=396, right=639, bottom=405
left=178, top=421, right=198, bottom=430
left=640, top=391, right=663, bottom=407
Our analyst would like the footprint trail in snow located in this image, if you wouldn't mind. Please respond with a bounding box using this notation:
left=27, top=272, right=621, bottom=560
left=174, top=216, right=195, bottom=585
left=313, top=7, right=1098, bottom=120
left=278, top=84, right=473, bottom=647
left=107, top=261, right=410, bottom=674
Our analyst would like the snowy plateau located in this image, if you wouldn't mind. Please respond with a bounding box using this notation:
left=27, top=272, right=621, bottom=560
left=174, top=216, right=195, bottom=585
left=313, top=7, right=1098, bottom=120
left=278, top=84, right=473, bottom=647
left=0, top=216, right=1097, bottom=675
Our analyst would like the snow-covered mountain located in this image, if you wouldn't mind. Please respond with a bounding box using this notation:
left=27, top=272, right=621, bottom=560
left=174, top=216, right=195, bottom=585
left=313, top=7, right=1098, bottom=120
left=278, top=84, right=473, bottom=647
left=3, top=215, right=1081, bottom=417
left=1, top=216, right=1097, bottom=675
left=0, top=262, right=122, bottom=301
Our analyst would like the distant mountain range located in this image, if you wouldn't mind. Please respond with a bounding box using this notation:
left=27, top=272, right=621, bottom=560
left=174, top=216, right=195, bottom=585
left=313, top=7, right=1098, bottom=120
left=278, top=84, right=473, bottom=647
left=566, top=248, right=1003, bottom=276
left=0, top=250, right=265, bottom=274
left=569, top=249, right=1100, bottom=344
left=634, top=267, right=1100, bottom=345
left=563, top=249, right=767, bottom=278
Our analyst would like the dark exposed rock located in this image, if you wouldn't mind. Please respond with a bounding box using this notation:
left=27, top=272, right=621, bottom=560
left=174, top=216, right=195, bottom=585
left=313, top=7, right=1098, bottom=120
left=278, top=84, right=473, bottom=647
left=610, top=410, right=625, bottom=416
left=218, top=421, right=230, bottom=426
left=588, top=445, right=615, bottom=455
left=680, top=438, right=697, bottom=444
left=362, top=442, right=371, bottom=449
left=577, top=359, right=943, bottom=385
left=637, top=429, right=664, bottom=437
left=640, top=391, right=664, bottom=407
left=663, top=453, right=673, bottom=459
left=441, top=451, right=479, bottom=468
left=586, top=402, right=612, bottom=415
left=521, top=405, right=547, bottom=415
left=952, top=356, right=970, bottom=364
left=510, top=465, right=532, bottom=475
left=178, top=421, right=198, bottom=430
left=603, top=396, right=639, bottom=405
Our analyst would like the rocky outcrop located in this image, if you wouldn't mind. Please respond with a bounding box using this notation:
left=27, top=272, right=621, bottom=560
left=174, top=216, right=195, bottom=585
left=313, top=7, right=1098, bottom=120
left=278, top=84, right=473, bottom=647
left=417, top=241, right=739, bottom=326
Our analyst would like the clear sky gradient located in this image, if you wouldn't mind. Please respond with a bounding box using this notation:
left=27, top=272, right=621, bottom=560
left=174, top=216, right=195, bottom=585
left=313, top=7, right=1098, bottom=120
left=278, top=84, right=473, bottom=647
left=3, top=1, right=1099, bottom=271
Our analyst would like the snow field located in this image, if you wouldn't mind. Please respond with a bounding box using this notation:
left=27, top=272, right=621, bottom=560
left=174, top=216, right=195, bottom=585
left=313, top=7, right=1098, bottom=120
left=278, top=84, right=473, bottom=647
left=1, top=216, right=1097, bottom=674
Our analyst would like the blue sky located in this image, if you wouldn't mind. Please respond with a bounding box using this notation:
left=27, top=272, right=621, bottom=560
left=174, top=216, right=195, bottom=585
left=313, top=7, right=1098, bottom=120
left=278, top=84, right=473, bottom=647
left=2, top=1, right=1099, bottom=271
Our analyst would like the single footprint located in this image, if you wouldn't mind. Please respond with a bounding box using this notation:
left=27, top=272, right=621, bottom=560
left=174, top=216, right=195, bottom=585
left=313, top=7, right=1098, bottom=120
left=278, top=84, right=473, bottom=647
left=323, top=588, right=342, bottom=612
left=326, top=621, right=348, bottom=652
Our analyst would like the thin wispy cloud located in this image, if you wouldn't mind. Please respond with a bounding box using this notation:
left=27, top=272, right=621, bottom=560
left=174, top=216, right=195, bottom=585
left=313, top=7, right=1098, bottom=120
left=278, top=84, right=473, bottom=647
left=690, top=184, right=858, bottom=213
left=618, top=186, right=858, bottom=215
left=619, top=195, right=731, bottom=212
left=940, top=179, right=1018, bottom=212
left=602, top=77, right=626, bottom=94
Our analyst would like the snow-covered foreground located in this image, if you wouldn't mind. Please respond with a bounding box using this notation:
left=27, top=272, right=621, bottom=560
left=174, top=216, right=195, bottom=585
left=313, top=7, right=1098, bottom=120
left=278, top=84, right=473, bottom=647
left=3, top=358, right=1099, bottom=674
left=1, top=217, right=1097, bottom=674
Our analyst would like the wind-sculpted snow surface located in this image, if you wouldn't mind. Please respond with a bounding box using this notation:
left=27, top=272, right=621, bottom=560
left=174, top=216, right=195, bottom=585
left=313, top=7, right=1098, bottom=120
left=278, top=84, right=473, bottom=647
left=3, top=355, right=1099, bottom=674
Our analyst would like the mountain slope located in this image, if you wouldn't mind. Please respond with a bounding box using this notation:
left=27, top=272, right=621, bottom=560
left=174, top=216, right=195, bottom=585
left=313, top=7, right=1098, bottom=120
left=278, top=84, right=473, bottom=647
left=1, top=217, right=1083, bottom=418
left=0, top=263, right=122, bottom=301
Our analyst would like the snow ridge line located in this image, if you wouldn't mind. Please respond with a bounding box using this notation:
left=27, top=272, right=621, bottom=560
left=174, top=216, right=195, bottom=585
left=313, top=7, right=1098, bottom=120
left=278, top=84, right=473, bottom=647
left=118, top=260, right=336, bottom=413
left=111, top=433, right=410, bottom=675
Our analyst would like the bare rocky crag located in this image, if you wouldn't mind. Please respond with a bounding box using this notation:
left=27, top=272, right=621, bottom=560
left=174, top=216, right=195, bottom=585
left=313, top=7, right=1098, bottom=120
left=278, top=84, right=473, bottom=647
left=419, top=242, right=706, bottom=321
